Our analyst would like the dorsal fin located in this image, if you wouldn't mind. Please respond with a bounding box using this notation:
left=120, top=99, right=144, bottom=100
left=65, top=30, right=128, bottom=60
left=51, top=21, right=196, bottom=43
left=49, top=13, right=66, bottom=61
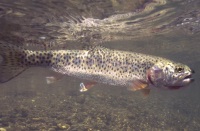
left=86, top=46, right=110, bottom=57
left=86, top=45, right=109, bottom=51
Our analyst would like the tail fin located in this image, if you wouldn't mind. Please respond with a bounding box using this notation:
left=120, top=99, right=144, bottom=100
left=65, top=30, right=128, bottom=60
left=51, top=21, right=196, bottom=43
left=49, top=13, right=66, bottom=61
left=0, top=43, right=27, bottom=83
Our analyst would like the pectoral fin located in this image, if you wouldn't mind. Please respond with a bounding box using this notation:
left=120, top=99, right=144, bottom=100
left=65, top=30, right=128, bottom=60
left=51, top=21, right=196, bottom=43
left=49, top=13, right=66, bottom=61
left=128, top=80, right=148, bottom=91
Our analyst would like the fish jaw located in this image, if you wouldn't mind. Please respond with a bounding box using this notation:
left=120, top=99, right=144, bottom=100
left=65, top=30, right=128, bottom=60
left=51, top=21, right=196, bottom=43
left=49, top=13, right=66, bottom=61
left=167, top=72, right=194, bottom=90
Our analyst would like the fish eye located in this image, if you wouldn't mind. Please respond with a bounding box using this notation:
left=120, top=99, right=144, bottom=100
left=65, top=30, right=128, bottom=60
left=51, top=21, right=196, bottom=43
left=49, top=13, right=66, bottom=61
left=175, top=67, right=184, bottom=73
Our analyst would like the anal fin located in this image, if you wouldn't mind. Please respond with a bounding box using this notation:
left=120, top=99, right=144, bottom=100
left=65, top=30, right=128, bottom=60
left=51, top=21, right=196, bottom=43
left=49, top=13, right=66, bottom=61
left=80, top=81, right=97, bottom=92
left=46, top=72, right=63, bottom=84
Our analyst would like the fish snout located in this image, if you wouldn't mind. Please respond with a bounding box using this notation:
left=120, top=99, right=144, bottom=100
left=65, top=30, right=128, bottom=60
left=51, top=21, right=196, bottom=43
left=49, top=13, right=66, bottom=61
left=191, top=69, right=195, bottom=74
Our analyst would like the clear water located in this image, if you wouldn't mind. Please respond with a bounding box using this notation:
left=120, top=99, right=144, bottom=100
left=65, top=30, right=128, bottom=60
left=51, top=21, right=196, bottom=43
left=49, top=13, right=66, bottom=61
left=0, top=0, right=199, bottom=130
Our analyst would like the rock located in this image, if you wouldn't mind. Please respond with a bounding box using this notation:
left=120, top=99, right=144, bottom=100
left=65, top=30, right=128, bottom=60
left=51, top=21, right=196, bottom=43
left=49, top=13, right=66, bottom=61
left=57, top=123, right=70, bottom=130
left=0, top=128, right=6, bottom=131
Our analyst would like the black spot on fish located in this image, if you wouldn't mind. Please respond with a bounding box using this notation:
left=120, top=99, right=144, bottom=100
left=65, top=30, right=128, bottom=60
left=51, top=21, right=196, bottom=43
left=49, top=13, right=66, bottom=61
left=42, top=56, right=45, bottom=60
left=72, top=58, right=81, bottom=65
left=45, top=60, right=50, bottom=64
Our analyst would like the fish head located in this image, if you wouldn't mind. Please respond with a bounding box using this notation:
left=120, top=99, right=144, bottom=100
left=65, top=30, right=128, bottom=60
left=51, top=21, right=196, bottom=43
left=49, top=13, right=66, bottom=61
left=147, top=61, right=194, bottom=90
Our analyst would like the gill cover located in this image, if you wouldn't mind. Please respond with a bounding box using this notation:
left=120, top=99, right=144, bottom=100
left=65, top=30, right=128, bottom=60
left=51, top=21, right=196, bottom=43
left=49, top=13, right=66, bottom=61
left=147, top=62, right=165, bottom=88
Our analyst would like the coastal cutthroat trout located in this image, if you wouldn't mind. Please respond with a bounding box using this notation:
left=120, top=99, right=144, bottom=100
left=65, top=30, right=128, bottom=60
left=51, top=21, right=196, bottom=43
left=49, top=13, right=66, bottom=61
left=0, top=43, right=194, bottom=95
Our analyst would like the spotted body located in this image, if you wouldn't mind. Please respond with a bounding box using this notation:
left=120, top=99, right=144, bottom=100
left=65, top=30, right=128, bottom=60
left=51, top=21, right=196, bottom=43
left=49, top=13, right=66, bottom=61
left=0, top=43, right=194, bottom=93
left=18, top=46, right=159, bottom=86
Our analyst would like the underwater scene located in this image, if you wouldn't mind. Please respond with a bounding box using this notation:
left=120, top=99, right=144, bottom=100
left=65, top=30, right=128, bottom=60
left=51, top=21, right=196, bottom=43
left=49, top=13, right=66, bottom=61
left=0, top=0, right=199, bottom=130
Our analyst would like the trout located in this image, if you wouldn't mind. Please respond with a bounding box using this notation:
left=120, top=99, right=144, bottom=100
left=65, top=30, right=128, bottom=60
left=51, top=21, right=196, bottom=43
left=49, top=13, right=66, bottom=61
left=0, top=43, right=194, bottom=95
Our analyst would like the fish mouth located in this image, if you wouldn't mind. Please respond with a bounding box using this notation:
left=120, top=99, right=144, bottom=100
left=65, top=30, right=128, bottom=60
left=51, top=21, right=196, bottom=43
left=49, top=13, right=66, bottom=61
left=183, top=74, right=194, bottom=83
left=184, top=75, right=192, bottom=79
left=168, top=74, right=194, bottom=90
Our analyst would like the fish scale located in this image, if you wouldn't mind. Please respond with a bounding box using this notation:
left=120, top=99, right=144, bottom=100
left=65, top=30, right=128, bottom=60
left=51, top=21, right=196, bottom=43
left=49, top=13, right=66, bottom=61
left=21, top=47, right=155, bottom=86
left=0, top=43, right=194, bottom=93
